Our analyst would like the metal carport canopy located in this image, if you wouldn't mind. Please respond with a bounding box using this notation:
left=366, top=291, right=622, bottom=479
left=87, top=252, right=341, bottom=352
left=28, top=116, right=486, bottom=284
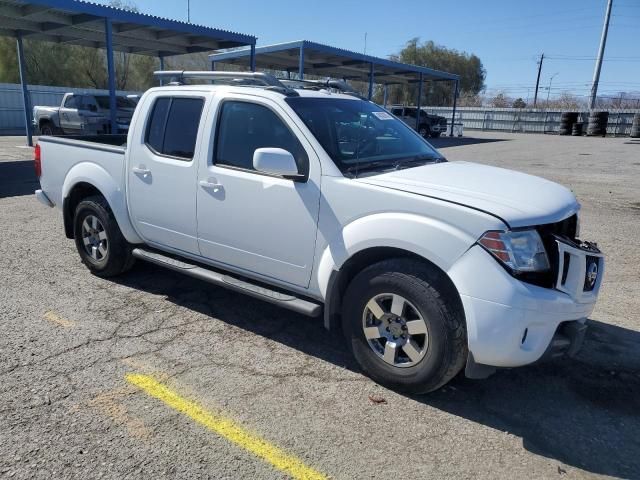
left=0, top=0, right=256, bottom=145
left=209, top=40, right=458, bottom=85
left=209, top=40, right=460, bottom=136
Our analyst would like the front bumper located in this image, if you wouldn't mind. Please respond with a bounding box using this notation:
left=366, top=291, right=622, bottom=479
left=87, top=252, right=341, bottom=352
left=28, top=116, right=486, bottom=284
left=431, top=124, right=448, bottom=133
left=448, top=243, right=603, bottom=368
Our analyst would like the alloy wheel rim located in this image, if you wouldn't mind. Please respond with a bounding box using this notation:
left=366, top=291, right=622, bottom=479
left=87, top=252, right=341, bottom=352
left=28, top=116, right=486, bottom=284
left=362, top=293, right=429, bottom=368
left=81, top=214, right=108, bottom=262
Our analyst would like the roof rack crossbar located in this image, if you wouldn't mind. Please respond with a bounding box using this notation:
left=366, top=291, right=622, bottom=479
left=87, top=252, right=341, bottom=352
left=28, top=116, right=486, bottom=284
left=280, top=78, right=367, bottom=99
left=153, top=70, right=285, bottom=88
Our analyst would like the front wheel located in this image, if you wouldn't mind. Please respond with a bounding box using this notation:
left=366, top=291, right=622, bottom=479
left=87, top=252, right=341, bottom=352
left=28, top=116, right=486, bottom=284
left=342, top=258, right=467, bottom=393
left=73, top=195, right=134, bottom=277
left=431, top=131, right=442, bottom=138
left=417, top=124, right=430, bottom=138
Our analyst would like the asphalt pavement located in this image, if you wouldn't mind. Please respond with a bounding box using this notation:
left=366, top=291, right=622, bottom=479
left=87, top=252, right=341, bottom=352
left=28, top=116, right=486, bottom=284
left=1, top=132, right=639, bottom=479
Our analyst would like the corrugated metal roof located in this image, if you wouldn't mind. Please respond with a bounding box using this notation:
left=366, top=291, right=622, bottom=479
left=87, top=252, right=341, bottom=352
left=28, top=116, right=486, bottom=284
left=210, top=40, right=459, bottom=84
left=0, top=0, right=255, bottom=56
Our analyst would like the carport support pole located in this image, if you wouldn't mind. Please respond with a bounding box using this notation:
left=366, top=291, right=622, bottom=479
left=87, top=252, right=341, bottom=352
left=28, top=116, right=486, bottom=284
left=298, top=44, right=305, bottom=80
left=415, top=73, right=423, bottom=130
left=450, top=79, right=459, bottom=137
left=16, top=33, right=32, bottom=147
left=104, top=18, right=117, bottom=135
left=383, top=84, right=388, bottom=107
left=249, top=44, right=256, bottom=72
left=368, top=63, right=374, bottom=100
left=210, top=61, right=215, bottom=71
left=158, top=56, right=165, bottom=85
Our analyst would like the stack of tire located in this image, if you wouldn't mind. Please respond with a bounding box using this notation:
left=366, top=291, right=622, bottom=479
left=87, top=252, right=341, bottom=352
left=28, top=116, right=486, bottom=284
left=631, top=113, right=640, bottom=138
left=559, top=112, right=579, bottom=135
left=572, top=121, right=584, bottom=136
left=587, top=111, right=609, bottom=137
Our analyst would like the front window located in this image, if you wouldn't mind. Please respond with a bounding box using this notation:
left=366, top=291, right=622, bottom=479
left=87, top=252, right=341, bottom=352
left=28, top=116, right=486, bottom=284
left=285, top=97, right=443, bottom=177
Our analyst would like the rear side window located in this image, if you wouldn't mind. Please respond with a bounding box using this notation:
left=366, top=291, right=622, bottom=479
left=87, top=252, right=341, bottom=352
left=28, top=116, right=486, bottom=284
left=214, top=101, right=308, bottom=175
left=145, top=97, right=204, bottom=160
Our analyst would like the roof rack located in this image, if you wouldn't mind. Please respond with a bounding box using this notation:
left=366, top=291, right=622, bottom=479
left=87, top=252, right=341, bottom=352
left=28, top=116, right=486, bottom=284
left=153, top=70, right=299, bottom=96
left=152, top=71, right=368, bottom=99
left=280, top=78, right=366, bottom=99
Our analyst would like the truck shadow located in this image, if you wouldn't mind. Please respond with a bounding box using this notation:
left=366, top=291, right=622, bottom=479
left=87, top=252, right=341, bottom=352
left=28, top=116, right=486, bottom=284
left=114, top=263, right=640, bottom=479
left=429, top=136, right=510, bottom=149
left=0, top=160, right=39, bottom=199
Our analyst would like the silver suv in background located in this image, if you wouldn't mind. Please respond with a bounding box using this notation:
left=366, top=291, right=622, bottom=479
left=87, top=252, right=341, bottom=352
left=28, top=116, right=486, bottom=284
left=389, top=105, right=448, bottom=138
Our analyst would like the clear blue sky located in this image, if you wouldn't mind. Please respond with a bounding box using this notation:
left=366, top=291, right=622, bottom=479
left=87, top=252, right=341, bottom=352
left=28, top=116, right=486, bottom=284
left=101, top=0, right=640, bottom=101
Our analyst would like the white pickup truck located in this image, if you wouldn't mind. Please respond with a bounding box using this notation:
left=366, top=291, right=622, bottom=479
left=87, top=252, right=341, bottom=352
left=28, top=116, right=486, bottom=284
left=34, top=71, right=604, bottom=393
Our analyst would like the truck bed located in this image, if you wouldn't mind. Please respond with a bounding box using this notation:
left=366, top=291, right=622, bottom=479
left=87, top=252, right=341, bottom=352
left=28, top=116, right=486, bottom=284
left=43, top=134, right=128, bottom=148
left=37, top=134, right=128, bottom=210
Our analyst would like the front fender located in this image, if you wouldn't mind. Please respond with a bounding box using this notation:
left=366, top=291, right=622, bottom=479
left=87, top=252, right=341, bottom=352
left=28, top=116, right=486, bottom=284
left=62, top=162, right=142, bottom=244
left=315, top=212, right=477, bottom=300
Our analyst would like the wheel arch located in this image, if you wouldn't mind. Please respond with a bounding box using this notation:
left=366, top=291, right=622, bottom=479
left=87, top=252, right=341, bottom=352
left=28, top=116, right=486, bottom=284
left=323, top=246, right=465, bottom=333
left=62, top=164, right=142, bottom=244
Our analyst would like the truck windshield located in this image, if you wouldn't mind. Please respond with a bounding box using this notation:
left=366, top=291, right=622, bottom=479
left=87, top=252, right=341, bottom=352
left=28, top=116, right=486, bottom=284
left=285, top=97, right=444, bottom=176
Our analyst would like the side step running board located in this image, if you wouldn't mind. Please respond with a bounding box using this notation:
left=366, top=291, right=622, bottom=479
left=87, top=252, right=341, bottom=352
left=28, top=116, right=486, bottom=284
left=131, top=248, right=322, bottom=317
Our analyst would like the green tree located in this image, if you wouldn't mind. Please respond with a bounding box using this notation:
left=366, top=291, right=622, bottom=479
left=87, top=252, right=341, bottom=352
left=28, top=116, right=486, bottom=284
left=512, top=97, right=527, bottom=109
left=380, top=38, right=486, bottom=107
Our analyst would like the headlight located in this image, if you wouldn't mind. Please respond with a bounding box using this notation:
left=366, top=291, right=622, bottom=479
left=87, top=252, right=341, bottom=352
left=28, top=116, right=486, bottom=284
left=478, top=229, right=550, bottom=272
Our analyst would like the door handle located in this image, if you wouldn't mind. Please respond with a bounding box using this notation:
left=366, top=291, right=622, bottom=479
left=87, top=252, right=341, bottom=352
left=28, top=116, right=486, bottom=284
left=132, top=166, right=151, bottom=176
left=199, top=179, right=223, bottom=192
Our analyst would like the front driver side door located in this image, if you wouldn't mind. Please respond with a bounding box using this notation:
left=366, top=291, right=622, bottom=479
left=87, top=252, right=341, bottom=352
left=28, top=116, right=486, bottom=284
left=196, top=96, right=321, bottom=288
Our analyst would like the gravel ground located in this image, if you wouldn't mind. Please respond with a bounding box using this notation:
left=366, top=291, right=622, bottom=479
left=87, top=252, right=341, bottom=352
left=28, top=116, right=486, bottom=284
left=1, top=132, right=639, bottom=480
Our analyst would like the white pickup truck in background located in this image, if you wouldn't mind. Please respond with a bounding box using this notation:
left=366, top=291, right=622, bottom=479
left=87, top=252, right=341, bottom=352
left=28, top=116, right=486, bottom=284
left=33, top=92, right=137, bottom=136
left=34, top=71, right=604, bottom=393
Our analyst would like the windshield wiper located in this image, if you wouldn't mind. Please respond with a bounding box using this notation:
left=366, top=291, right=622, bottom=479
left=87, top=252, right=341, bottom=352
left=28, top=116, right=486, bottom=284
left=343, top=160, right=398, bottom=177
left=343, top=155, right=444, bottom=178
left=393, top=155, right=443, bottom=170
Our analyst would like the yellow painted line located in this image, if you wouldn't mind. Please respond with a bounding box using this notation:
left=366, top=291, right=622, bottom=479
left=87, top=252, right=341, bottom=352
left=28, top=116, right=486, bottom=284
left=43, top=311, right=74, bottom=328
left=125, top=373, right=327, bottom=480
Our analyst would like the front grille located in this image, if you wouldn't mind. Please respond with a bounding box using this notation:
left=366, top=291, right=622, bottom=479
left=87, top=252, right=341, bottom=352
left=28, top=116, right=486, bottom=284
left=538, top=214, right=578, bottom=239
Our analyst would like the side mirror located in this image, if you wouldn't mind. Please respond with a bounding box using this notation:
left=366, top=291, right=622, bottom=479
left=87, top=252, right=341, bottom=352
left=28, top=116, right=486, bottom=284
left=253, top=148, right=301, bottom=179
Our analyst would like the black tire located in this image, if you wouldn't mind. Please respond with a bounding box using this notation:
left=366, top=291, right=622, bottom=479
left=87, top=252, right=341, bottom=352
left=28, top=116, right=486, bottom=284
left=631, top=114, right=640, bottom=138
left=430, top=131, right=442, bottom=138
left=39, top=122, right=60, bottom=136
left=418, top=124, right=430, bottom=138
left=73, top=195, right=135, bottom=278
left=342, top=258, right=467, bottom=394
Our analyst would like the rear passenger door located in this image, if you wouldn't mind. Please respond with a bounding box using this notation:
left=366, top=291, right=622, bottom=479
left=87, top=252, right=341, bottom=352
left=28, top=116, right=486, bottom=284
left=127, top=94, right=206, bottom=255
left=196, top=95, right=321, bottom=288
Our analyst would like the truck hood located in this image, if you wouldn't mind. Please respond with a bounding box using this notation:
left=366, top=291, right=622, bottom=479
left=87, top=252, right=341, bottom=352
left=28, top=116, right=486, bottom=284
left=355, top=161, right=579, bottom=228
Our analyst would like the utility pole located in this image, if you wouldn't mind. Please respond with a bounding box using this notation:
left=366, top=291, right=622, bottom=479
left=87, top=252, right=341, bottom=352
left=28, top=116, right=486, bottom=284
left=546, top=72, right=559, bottom=106
left=187, top=0, right=190, bottom=22
left=533, top=53, right=544, bottom=108
left=589, top=0, right=613, bottom=110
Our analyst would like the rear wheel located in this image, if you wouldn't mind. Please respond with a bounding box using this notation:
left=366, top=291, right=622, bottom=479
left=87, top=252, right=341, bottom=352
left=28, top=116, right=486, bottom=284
left=39, top=122, right=60, bottom=136
left=342, top=258, right=467, bottom=393
left=73, top=195, right=134, bottom=277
